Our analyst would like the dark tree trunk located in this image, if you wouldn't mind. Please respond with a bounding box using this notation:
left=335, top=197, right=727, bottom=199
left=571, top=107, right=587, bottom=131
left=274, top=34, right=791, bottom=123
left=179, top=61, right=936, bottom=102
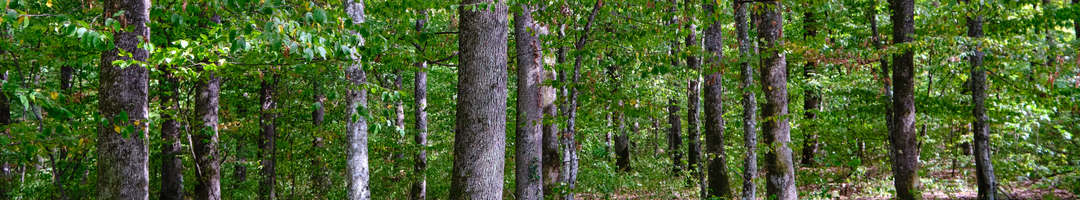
left=560, top=1, right=603, bottom=199
left=967, top=6, right=997, bottom=200
left=668, top=98, right=683, bottom=175
left=411, top=9, right=429, bottom=200
left=615, top=113, right=630, bottom=172
left=259, top=73, right=278, bottom=200
left=871, top=0, right=894, bottom=162
left=653, top=116, right=661, bottom=157
left=344, top=1, right=371, bottom=199
left=158, top=65, right=183, bottom=200
left=311, top=81, right=329, bottom=199
left=684, top=2, right=703, bottom=189
left=703, top=1, right=732, bottom=198
left=759, top=1, right=798, bottom=199
left=513, top=4, right=544, bottom=199
left=801, top=12, right=821, bottom=167
left=234, top=99, right=248, bottom=189
left=450, top=0, right=509, bottom=198
left=97, top=0, right=151, bottom=198
left=890, top=0, right=921, bottom=198
left=0, top=71, right=8, bottom=126
left=194, top=69, right=222, bottom=200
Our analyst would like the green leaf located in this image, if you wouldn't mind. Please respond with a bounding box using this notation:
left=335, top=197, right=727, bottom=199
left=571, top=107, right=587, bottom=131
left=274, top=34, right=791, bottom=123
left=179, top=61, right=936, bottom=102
left=113, top=10, right=125, bottom=17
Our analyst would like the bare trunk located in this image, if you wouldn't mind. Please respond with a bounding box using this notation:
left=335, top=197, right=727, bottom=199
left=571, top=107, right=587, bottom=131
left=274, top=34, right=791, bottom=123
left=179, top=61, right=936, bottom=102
left=684, top=3, right=703, bottom=189
left=513, top=5, right=545, bottom=199
left=759, top=2, right=798, bottom=199
left=801, top=12, right=821, bottom=167
left=411, top=10, right=429, bottom=200
left=97, top=0, right=151, bottom=198
left=451, top=0, right=509, bottom=198
left=966, top=6, right=997, bottom=200
left=158, top=65, right=183, bottom=200
left=735, top=1, right=757, bottom=199
left=668, top=98, right=683, bottom=175
left=890, top=0, right=921, bottom=198
left=560, top=1, right=603, bottom=199
left=259, top=73, right=278, bottom=200
left=543, top=27, right=562, bottom=200
left=312, top=81, right=329, bottom=199
left=344, top=1, right=371, bottom=199
left=194, top=69, right=222, bottom=200
left=703, top=1, right=732, bottom=198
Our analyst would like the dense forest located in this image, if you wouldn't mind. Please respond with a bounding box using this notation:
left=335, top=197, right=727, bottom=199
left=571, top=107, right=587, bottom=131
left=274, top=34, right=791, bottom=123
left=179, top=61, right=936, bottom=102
left=0, top=0, right=1077, bottom=199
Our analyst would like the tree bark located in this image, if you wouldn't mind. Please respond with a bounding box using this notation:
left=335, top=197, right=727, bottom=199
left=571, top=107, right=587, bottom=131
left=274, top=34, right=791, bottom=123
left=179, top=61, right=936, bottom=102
left=703, top=1, right=733, bottom=199
left=0, top=71, right=9, bottom=126
left=668, top=98, right=683, bottom=175
left=889, top=0, right=921, bottom=198
left=411, top=9, right=429, bottom=200
left=684, top=3, right=703, bottom=190
left=615, top=112, right=630, bottom=172
left=544, top=19, right=562, bottom=200
left=561, top=1, right=603, bottom=199
left=514, top=4, right=544, bottom=199
left=801, top=12, right=821, bottom=167
left=450, top=0, right=509, bottom=198
left=740, top=3, right=758, bottom=200
left=312, top=81, right=329, bottom=199
left=259, top=73, right=278, bottom=200
left=393, top=69, right=406, bottom=163
left=97, top=0, right=151, bottom=198
left=759, top=1, right=798, bottom=199
left=871, top=0, right=894, bottom=163
left=194, top=68, right=222, bottom=200
left=344, top=1, right=371, bottom=199
left=234, top=98, right=248, bottom=190
left=966, top=6, right=997, bottom=200
left=158, top=65, right=183, bottom=200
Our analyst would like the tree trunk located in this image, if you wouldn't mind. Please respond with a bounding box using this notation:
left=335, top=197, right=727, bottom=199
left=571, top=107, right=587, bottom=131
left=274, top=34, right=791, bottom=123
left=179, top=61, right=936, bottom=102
left=158, top=65, right=184, bottom=200
left=97, top=0, right=151, bottom=198
left=703, top=1, right=732, bottom=198
left=312, top=81, right=329, bottom=199
left=736, top=1, right=757, bottom=199
left=614, top=101, right=629, bottom=171
left=513, top=4, right=544, bottom=199
left=684, top=3, right=703, bottom=190
left=870, top=0, right=894, bottom=163
left=759, top=1, right=798, bottom=199
left=560, top=1, right=603, bottom=199
left=801, top=12, right=821, bottom=167
left=544, top=25, right=563, bottom=200
left=344, top=1, right=371, bottom=199
left=668, top=98, right=683, bottom=175
left=259, top=73, right=279, bottom=200
left=0, top=71, right=8, bottom=126
left=889, top=0, right=921, bottom=198
left=411, top=10, right=429, bottom=200
left=393, top=69, right=406, bottom=163
left=234, top=99, right=248, bottom=190
left=967, top=6, right=997, bottom=200
left=194, top=68, right=222, bottom=200
left=450, top=0, right=509, bottom=198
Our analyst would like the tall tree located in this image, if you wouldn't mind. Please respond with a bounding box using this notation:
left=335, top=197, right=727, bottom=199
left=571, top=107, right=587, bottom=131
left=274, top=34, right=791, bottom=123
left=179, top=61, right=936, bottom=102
left=450, top=0, right=509, bottom=198
left=97, top=0, right=151, bottom=198
left=513, top=4, right=544, bottom=200
left=311, top=81, right=329, bottom=199
left=194, top=65, right=222, bottom=200
left=668, top=98, right=683, bottom=174
left=158, top=65, right=183, bottom=200
left=801, top=11, right=821, bottom=167
left=759, top=1, right=798, bottom=199
left=703, top=1, right=733, bottom=198
left=541, top=68, right=559, bottom=197
left=889, top=0, right=921, bottom=197
left=966, top=2, right=997, bottom=199
left=683, top=0, right=703, bottom=189
left=344, top=0, right=371, bottom=199
left=735, top=1, right=758, bottom=199
left=561, top=1, right=603, bottom=199
left=258, top=73, right=279, bottom=200
left=411, top=9, right=429, bottom=200
left=870, top=0, right=894, bottom=163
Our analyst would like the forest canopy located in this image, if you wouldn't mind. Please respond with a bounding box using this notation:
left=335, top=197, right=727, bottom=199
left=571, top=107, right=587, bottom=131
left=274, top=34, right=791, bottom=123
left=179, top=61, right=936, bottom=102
left=0, top=0, right=1077, bottom=199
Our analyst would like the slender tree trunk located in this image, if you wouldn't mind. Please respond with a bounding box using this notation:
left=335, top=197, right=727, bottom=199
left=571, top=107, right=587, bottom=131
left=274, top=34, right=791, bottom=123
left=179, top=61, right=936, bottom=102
left=312, top=81, right=329, bottom=199
left=871, top=0, right=894, bottom=161
left=0, top=71, right=8, bottom=126
left=653, top=116, right=661, bottom=157
left=97, top=0, right=151, bottom=198
left=668, top=98, right=683, bottom=175
left=759, top=1, right=798, bottom=199
left=451, top=0, right=509, bottom=198
left=703, top=1, right=733, bottom=198
left=344, top=1, right=371, bottom=199
left=393, top=69, right=406, bottom=163
left=543, top=20, right=563, bottom=200
left=194, top=68, right=222, bottom=200
left=411, top=9, right=429, bottom=200
left=966, top=5, right=997, bottom=200
left=561, top=1, right=603, bottom=199
left=684, top=0, right=703, bottom=189
left=159, top=65, right=184, bottom=200
left=801, top=12, right=821, bottom=167
left=514, top=4, right=544, bottom=199
left=735, top=1, right=757, bottom=199
left=259, top=73, right=279, bottom=200
left=234, top=98, right=248, bottom=190
left=615, top=110, right=630, bottom=171
left=890, top=0, right=920, bottom=198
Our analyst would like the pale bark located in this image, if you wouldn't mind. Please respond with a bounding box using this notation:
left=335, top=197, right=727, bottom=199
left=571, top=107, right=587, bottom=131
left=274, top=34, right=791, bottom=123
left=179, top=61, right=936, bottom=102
left=759, top=1, right=798, bottom=199
left=97, top=0, right=151, bottom=198
left=344, top=0, right=371, bottom=199
left=194, top=68, right=222, bottom=200
left=735, top=1, right=757, bottom=199
left=889, top=0, right=921, bottom=198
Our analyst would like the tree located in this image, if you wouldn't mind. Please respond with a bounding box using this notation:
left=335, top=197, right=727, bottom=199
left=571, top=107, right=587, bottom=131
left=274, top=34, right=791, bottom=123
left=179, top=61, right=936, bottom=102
left=450, top=0, right=509, bottom=198
left=801, top=11, right=821, bottom=167
left=683, top=0, right=703, bottom=189
left=344, top=0, right=371, bottom=199
left=96, top=0, right=151, bottom=199
left=158, top=64, right=183, bottom=200
left=258, top=73, right=279, bottom=200
left=513, top=4, right=544, bottom=199
left=561, top=1, right=604, bottom=199
left=889, top=0, right=921, bottom=198
left=759, top=1, right=798, bottom=199
left=193, top=64, right=222, bottom=200
left=735, top=1, right=758, bottom=199
left=411, top=9, right=429, bottom=200
left=668, top=98, right=683, bottom=174
left=966, top=2, right=997, bottom=199
left=703, top=0, right=733, bottom=198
